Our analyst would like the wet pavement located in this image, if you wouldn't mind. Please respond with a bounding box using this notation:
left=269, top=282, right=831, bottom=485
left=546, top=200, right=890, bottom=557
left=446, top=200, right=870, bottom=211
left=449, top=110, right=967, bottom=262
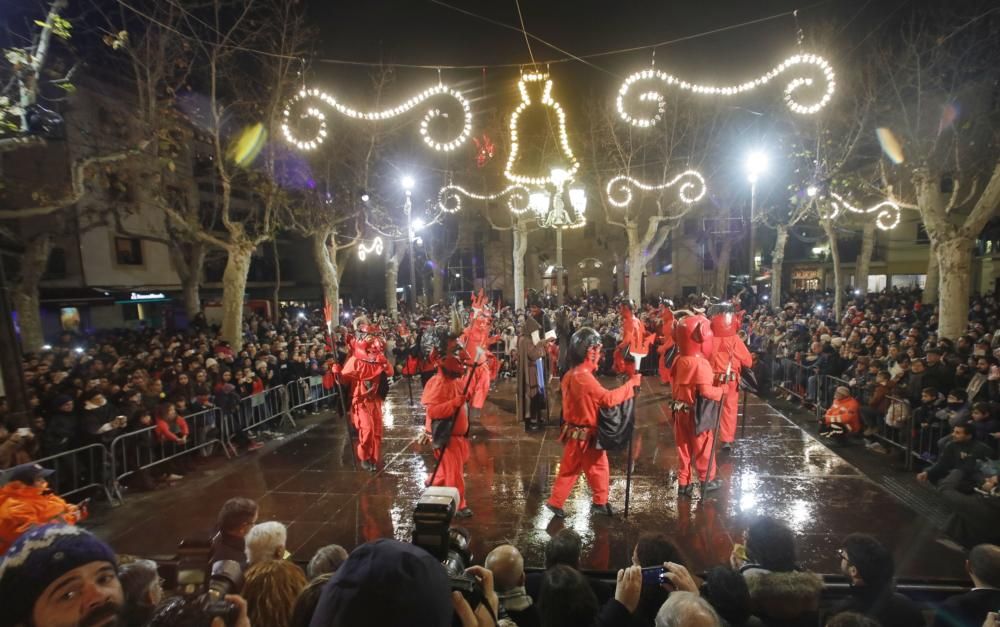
left=90, top=376, right=967, bottom=579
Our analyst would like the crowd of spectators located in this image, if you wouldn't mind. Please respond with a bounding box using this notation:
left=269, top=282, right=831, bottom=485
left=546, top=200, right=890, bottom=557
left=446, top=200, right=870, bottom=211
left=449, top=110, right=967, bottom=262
left=2, top=499, right=999, bottom=627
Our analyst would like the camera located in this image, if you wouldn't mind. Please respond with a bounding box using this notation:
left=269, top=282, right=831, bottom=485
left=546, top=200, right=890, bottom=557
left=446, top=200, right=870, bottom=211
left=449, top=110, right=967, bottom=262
left=162, top=538, right=243, bottom=626
left=412, top=487, right=483, bottom=610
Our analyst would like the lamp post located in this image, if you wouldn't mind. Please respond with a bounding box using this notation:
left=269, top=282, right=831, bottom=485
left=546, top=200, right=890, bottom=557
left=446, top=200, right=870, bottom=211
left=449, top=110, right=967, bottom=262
left=744, top=151, right=768, bottom=285
left=530, top=168, right=587, bottom=305
left=401, top=176, right=418, bottom=309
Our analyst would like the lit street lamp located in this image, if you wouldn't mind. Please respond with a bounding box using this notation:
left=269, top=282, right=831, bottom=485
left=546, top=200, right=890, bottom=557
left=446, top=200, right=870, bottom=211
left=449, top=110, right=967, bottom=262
left=532, top=168, right=587, bottom=305
left=402, top=175, right=419, bottom=309
left=744, top=150, right=768, bottom=284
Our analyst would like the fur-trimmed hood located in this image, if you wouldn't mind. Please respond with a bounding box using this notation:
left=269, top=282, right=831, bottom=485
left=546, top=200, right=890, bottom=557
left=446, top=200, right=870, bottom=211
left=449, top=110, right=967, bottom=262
left=746, top=569, right=824, bottom=622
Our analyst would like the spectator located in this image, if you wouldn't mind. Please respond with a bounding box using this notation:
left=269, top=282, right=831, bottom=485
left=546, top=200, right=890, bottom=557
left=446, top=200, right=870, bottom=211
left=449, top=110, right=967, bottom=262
left=821, top=386, right=861, bottom=441
left=210, top=497, right=259, bottom=569
left=486, top=543, right=540, bottom=627
left=43, top=394, right=78, bottom=455
left=243, top=558, right=308, bottom=627
left=699, top=566, right=762, bottom=627
left=0, top=463, right=87, bottom=554
left=732, top=516, right=822, bottom=627
left=80, top=389, right=126, bottom=447
left=0, top=524, right=123, bottom=627
left=118, top=558, right=163, bottom=627
left=918, top=423, right=996, bottom=493
left=307, top=538, right=499, bottom=627
left=528, top=529, right=613, bottom=603
left=307, top=543, right=349, bottom=579
left=538, top=563, right=642, bottom=627
left=630, top=533, right=684, bottom=627
left=830, top=533, right=924, bottom=627
left=290, top=573, right=332, bottom=627
left=937, top=389, right=972, bottom=429
left=933, top=544, right=1000, bottom=627
left=0, top=423, right=38, bottom=469
left=654, top=591, right=722, bottom=627
left=970, top=402, right=1000, bottom=453
left=825, top=613, right=881, bottom=627
left=245, top=520, right=288, bottom=566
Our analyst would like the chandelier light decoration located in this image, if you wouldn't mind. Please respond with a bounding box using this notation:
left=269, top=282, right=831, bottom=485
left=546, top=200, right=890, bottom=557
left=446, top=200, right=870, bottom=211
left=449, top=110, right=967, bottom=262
left=504, top=72, right=580, bottom=186
left=605, top=170, right=708, bottom=209
left=437, top=184, right=531, bottom=214
left=828, top=192, right=901, bottom=231
left=357, top=236, right=384, bottom=261
left=282, top=83, right=472, bottom=152
left=616, top=53, right=836, bottom=128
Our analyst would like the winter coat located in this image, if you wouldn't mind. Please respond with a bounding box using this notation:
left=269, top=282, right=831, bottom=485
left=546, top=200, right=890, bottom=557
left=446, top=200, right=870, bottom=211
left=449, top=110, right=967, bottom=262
left=745, top=569, right=824, bottom=627
left=0, top=481, right=84, bottom=554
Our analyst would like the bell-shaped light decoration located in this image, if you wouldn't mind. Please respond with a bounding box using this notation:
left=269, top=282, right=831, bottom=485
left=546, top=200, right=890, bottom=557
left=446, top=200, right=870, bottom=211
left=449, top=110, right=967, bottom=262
left=529, top=191, right=550, bottom=216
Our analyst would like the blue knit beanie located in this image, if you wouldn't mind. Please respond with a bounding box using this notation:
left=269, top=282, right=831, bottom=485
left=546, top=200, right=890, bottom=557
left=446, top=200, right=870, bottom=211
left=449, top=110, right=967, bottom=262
left=0, top=524, right=118, bottom=627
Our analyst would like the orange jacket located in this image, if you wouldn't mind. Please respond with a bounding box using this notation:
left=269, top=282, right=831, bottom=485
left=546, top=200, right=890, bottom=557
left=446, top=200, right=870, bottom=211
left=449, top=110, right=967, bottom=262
left=0, top=481, right=85, bottom=553
left=824, top=397, right=861, bottom=433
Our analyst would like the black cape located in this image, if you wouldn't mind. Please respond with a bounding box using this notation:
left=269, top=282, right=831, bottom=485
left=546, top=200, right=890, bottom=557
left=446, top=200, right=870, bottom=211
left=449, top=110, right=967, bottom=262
left=597, top=397, right=635, bottom=451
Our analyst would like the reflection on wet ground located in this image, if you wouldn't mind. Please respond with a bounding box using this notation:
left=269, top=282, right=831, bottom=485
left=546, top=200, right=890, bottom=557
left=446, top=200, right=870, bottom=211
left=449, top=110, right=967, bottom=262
left=91, top=377, right=966, bottom=578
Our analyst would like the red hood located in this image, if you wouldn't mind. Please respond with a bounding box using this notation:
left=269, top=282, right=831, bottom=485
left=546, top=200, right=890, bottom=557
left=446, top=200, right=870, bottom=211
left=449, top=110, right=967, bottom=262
left=674, top=314, right=714, bottom=357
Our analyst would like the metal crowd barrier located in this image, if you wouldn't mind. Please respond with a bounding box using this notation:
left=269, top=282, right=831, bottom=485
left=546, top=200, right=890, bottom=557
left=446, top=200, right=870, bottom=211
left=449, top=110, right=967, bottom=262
left=0, top=443, right=115, bottom=504
left=286, top=375, right=334, bottom=413
left=222, top=385, right=295, bottom=442
left=813, top=374, right=914, bottom=469
left=774, top=359, right=812, bottom=402
left=109, top=407, right=229, bottom=501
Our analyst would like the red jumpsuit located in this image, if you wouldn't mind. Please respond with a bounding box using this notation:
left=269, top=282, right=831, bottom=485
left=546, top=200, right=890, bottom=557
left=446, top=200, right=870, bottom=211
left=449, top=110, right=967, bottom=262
left=614, top=307, right=652, bottom=376
left=341, top=338, right=392, bottom=466
left=671, top=315, right=723, bottom=486
left=547, top=361, right=636, bottom=509
left=422, top=372, right=471, bottom=509
left=709, top=313, right=753, bottom=445
left=460, top=293, right=494, bottom=409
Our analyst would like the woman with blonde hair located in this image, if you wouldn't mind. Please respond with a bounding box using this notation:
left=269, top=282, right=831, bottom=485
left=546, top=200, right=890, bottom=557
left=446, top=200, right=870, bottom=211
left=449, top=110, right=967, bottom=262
left=242, top=558, right=308, bottom=627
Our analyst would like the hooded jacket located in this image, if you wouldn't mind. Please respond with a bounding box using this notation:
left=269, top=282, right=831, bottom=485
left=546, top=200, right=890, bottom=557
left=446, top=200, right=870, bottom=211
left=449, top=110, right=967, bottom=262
left=0, top=481, right=84, bottom=554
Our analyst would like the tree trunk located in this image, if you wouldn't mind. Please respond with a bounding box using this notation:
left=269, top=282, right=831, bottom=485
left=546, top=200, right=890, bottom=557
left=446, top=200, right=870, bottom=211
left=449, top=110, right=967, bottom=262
left=513, top=218, right=529, bottom=311
left=923, top=252, right=940, bottom=305
left=625, top=224, right=644, bottom=303
left=771, top=225, right=788, bottom=309
left=271, top=239, right=281, bottom=321
left=313, top=231, right=340, bottom=324
left=431, top=271, right=445, bottom=305
left=822, top=219, right=843, bottom=318
left=177, top=242, right=205, bottom=320
left=220, top=243, right=253, bottom=351
left=936, top=237, right=973, bottom=340
left=714, top=238, right=733, bottom=297
left=854, top=221, right=876, bottom=296
left=11, top=233, right=52, bottom=351
left=385, top=258, right=400, bottom=317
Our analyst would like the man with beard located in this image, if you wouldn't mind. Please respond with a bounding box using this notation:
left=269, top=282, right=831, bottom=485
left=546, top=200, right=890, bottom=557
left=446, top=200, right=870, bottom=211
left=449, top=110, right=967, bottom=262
left=517, top=296, right=553, bottom=431
left=967, top=357, right=1000, bottom=405
left=0, top=524, right=124, bottom=627
left=545, top=327, right=640, bottom=518
left=420, top=340, right=475, bottom=518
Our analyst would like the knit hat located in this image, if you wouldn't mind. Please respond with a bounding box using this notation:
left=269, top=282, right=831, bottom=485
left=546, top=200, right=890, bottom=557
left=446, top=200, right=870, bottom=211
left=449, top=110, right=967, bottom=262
left=308, top=539, right=451, bottom=627
left=0, top=524, right=118, bottom=627
left=51, top=394, right=74, bottom=410
left=205, top=358, right=218, bottom=368
left=5, top=463, right=55, bottom=486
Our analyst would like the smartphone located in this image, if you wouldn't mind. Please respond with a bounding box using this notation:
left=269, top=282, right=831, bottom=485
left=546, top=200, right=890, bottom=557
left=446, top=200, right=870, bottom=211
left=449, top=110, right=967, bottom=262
left=16, top=428, right=32, bottom=436
left=641, top=566, right=667, bottom=585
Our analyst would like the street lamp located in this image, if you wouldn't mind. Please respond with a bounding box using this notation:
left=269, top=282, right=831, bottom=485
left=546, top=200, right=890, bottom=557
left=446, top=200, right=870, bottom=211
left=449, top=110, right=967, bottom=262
left=744, top=150, right=768, bottom=284
left=402, top=175, right=418, bottom=309
left=533, top=168, right=587, bottom=304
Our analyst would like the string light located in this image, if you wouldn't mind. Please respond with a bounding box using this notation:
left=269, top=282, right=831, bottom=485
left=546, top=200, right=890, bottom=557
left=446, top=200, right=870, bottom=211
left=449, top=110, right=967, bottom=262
left=357, top=236, right=384, bottom=261
left=829, top=192, right=901, bottom=231
left=437, top=184, right=531, bottom=214
left=282, top=84, right=472, bottom=152
left=616, top=53, right=836, bottom=127
left=605, top=170, right=708, bottom=208
left=504, top=72, right=580, bottom=186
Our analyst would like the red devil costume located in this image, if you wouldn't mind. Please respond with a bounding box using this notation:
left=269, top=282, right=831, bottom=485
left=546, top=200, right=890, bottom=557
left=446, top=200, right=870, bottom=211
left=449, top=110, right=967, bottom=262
left=614, top=301, right=655, bottom=376
left=546, top=328, right=640, bottom=518
left=670, top=312, right=724, bottom=495
left=421, top=348, right=473, bottom=517
left=341, top=322, right=393, bottom=472
left=657, top=304, right=676, bottom=384
left=460, top=290, right=499, bottom=410
left=709, top=303, right=753, bottom=449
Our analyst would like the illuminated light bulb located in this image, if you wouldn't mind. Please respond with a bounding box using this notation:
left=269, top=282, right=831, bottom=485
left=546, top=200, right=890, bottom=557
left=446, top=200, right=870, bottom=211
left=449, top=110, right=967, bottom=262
left=282, top=83, right=473, bottom=152
left=605, top=170, right=708, bottom=208
left=529, top=191, right=550, bottom=215
left=616, top=53, right=836, bottom=126
left=504, top=72, right=580, bottom=186
left=436, top=184, right=532, bottom=214
left=828, top=192, right=901, bottom=231
left=357, top=236, right=384, bottom=261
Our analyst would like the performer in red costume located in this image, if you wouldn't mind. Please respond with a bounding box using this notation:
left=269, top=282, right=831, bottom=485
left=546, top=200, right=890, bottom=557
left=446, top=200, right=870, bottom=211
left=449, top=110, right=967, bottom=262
left=708, top=302, right=753, bottom=452
left=341, top=322, right=393, bottom=472
left=614, top=300, right=654, bottom=376
left=546, top=327, right=640, bottom=518
left=420, top=339, right=474, bottom=518
left=670, top=311, right=724, bottom=496
left=657, top=300, right=676, bottom=385
left=460, top=290, right=499, bottom=414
